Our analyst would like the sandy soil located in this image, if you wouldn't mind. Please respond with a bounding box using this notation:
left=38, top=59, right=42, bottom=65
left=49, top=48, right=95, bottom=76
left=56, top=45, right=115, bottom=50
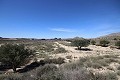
left=52, top=42, right=120, bottom=62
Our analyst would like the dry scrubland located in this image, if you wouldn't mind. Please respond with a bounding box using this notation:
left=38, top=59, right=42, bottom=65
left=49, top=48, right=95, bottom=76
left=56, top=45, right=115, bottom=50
left=0, top=38, right=120, bottom=80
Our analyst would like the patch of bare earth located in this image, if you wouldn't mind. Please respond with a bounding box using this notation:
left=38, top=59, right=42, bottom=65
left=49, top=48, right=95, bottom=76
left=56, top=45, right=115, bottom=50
left=52, top=42, right=120, bottom=79
left=52, top=42, right=120, bottom=61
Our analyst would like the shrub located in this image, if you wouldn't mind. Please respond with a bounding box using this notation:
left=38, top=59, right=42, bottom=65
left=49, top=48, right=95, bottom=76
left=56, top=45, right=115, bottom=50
left=115, top=41, right=120, bottom=49
left=36, top=64, right=57, bottom=77
left=117, top=71, right=120, bottom=76
left=107, top=66, right=114, bottom=71
left=0, top=73, right=23, bottom=80
left=98, top=60, right=108, bottom=66
left=66, top=55, right=72, bottom=59
left=61, top=68, right=92, bottom=80
left=117, top=66, right=120, bottom=70
left=63, top=62, right=83, bottom=70
left=44, top=57, right=65, bottom=64
left=0, top=44, right=34, bottom=72
left=91, top=40, right=96, bottom=45
left=114, top=38, right=117, bottom=40
left=71, top=39, right=90, bottom=50
left=22, top=64, right=60, bottom=80
left=103, top=55, right=118, bottom=58
left=99, top=40, right=110, bottom=47
left=84, top=62, right=102, bottom=69
left=93, top=72, right=118, bottom=80
left=54, top=47, right=67, bottom=54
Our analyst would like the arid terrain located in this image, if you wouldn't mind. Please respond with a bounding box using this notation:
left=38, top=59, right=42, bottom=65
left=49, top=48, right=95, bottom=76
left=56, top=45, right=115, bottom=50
left=0, top=32, right=120, bottom=80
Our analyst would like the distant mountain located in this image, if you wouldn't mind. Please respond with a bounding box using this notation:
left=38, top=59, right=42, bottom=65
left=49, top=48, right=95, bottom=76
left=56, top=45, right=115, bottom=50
left=105, top=32, right=120, bottom=37
left=94, top=32, right=120, bottom=41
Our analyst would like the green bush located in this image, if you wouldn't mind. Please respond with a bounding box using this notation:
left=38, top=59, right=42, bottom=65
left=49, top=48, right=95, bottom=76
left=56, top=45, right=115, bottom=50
left=99, top=40, right=110, bottom=47
left=71, top=39, right=90, bottom=50
left=115, top=41, right=120, bottom=49
left=91, top=40, right=96, bottom=45
left=0, top=44, right=34, bottom=72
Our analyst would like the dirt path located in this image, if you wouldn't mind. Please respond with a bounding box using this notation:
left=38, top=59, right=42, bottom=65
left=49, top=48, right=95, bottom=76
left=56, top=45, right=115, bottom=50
left=55, top=42, right=79, bottom=53
left=53, top=42, right=98, bottom=61
left=53, top=42, right=120, bottom=61
left=54, top=42, right=120, bottom=79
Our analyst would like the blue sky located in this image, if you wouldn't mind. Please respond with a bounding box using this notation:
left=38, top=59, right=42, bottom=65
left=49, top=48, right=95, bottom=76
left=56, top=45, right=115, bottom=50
left=0, top=0, right=120, bottom=38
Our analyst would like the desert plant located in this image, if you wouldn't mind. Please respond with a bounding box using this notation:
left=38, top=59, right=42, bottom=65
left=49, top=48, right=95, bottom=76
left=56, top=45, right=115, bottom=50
left=61, top=68, right=92, bottom=80
left=36, top=64, right=57, bottom=77
left=71, top=39, right=90, bottom=50
left=99, top=40, right=110, bottom=47
left=114, top=38, right=117, bottom=40
left=54, top=47, right=67, bottom=54
left=115, top=41, right=120, bottom=49
left=117, top=71, right=120, bottom=76
left=66, top=55, right=72, bottom=59
left=93, top=72, right=118, bottom=80
left=44, top=57, right=65, bottom=64
left=0, top=44, right=34, bottom=72
left=117, top=66, right=120, bottom=70
left=91, top=40, right=96, bottom=45
left=0, top=73, right=23, bottom=80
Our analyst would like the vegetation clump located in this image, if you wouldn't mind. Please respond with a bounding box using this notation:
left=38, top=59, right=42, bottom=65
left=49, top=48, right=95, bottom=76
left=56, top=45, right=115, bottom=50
left=71, top=39, right=90, bottom=50
left=0, top=44, right=34, bottom=72
left=91, top=40, right=96, bottom=45
left=54, top=47, right=67, bottom=54
left=99, top=40, right=110, bottom=47
left=44, top=57, right=65, bottom=64
left=115, top=41, right=120, bottom=49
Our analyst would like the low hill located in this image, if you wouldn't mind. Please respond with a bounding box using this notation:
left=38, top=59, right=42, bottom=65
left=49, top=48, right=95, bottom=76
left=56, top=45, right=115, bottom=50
left=97, top=32, right=120, bottom=40
left=90, top=32, right=120, bottom=45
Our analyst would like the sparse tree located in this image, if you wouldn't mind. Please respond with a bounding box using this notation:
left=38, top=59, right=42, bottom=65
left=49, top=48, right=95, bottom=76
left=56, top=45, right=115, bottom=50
left=91, top=40, right=96, bottom=45
left=100, top=40, right=110, bottom=47
left=115, top=41, right=120, bottom=49
left=0, top=44, right=34, bottom=72
left=72, top=39, right=90, bottom=50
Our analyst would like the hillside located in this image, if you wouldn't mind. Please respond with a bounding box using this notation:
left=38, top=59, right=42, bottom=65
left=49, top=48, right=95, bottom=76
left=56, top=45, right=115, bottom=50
left=98, top=32, right=120, bottom=40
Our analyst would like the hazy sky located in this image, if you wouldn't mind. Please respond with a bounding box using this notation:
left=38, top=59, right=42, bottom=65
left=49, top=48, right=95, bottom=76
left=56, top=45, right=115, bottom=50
left=0, top=0, right=120, bottom=38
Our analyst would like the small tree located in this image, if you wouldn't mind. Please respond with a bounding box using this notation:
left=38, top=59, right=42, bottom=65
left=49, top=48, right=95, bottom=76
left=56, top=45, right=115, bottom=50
left=71, top=39, right=90, bottom=50
left=0, top=44, right=34, bottom=72
left=115, top=41, right=120, bottom=49
left=91, top=40, right=96, bottom=45
left=100, top=40, right=110, bottom=47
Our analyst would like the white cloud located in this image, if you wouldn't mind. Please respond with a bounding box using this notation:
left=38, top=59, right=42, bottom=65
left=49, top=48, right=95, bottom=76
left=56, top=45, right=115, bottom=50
left=50, top=28, right=76, bottom=32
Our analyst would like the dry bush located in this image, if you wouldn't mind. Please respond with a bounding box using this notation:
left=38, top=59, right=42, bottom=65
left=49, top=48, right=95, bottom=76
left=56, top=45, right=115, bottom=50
left=54, top=47, right=67, bottom=54
left=117, top=71, right=120, bottom=76
left=44, top=57, right=65, bottom=64
left=0, top=73, right=23, bottom=80
left=0, top=54, right=119, bottom=80
left=60, top=68, right=91, bottom=80
left=66, top=55, right=72, bottom=59
left=93, top=72, right=118, bottom=80
left=117, top=66, right=120, bottom=70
